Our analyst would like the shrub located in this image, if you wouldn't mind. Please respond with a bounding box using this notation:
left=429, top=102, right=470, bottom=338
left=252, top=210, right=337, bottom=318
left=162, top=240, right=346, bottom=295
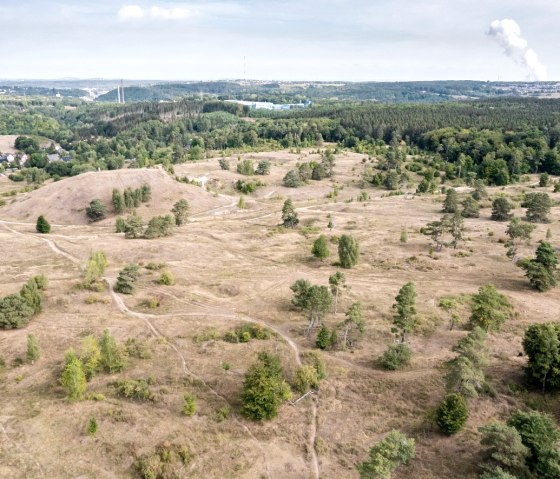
left=135, top=442, right=193, bottom=479
left=283, top=169, right=303, bottom=188
left=379, top=343, right=412, bottom=370
left=223, top=323, right=270, bottom=343
left=26, top=333, right=40, bottom=363
left=255, top=159, right=271, bottom=175
left=115, top=263, right=140, bottom=294
left=491, top=197, right=513, bottom=221
left=157, top=271, right=175, bottom=286
left=144, top=215, right=175, bottom=239
left=182, top=393, right=196, bottom=416
left=435, top=393, right=469, bottom=435
left=87, top=417, right=97, bottom=436
left=237, top=159, right=254, bottom=175
left=294, top=365, right=320, bottom=393
left=115, top=217, right=127, bottom=233
left=281, top=198, right=299, bottom=228
left=85, top=199, right=106, bottom=222
left=312, top=234, right=330, bottom=261
left=82, top=251, right=108, bottom=290
left=218, top=158, right=230, bottom=170
left=468, top=284, right=513, bottom=331
left=115, top=379, right=154, bottom=401
left=315, top=324, right=331, bottom=350
left=36, top=215, right=51, bottom=233
left=171, top=199, right=189, bottom=226
left=356, top=430, right=415, bottom=479
left=214, top=406, right=231, bottom=422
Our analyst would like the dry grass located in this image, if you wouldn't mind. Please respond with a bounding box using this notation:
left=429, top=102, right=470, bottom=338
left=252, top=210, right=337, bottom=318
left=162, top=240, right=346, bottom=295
left=1, top=149, right=560, bottom=478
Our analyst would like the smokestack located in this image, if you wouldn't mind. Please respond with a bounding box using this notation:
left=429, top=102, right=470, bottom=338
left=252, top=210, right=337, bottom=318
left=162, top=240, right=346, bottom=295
left=121, top=80, right=125, bottom=104
left=487, top=19, right=547, bottom=81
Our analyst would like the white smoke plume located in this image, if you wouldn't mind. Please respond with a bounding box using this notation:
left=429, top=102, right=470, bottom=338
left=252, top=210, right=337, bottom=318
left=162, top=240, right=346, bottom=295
left=487, top=19, right=547, bottom=81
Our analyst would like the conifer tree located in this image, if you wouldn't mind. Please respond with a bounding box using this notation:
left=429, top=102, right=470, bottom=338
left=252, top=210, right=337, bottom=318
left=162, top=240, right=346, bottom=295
left=36, top=215, right=51, bottom=234
left=312, top=234, right=330, bottom=261
left=26, top=333, right=40, bottom=363
left=391, top=282, right=417, bottom=343
left=60, top=350, right=87, bottom=401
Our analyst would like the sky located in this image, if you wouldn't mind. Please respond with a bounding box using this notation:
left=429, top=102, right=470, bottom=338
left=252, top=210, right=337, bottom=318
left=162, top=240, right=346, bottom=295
left=1, top=0, right=558, bottom=81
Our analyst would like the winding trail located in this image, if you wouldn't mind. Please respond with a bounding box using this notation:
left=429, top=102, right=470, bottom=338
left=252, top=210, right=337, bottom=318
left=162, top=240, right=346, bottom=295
left=0, top=217, right=321, bottom=478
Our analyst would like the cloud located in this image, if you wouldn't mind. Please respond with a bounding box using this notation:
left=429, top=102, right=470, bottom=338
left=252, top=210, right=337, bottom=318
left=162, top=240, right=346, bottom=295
left=150, top=6, right=191, bottom=19
left=118, top=5, right=145, bottom=20
left=487, top=19, right=547, bottom=81
left=118, top=4, right=191, bottom=21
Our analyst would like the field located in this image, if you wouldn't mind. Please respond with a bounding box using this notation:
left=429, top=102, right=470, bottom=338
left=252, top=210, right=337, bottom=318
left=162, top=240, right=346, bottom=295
left=1, top=149, right=559, bottom=478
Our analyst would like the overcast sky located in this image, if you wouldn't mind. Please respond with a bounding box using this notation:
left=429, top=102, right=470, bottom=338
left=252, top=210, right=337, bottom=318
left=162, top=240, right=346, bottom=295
left=1, top=0, right=558, bottom=81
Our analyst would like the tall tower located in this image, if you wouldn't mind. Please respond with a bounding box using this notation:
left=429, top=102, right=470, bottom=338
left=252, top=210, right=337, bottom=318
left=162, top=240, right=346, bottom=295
left=117, top=84, right=121, bottom=103
left=121, top=79, right=125, bottom=104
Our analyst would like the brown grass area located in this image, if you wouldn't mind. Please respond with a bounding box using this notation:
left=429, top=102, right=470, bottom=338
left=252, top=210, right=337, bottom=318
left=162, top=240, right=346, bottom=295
left=1, top=149, right=560, bottom=478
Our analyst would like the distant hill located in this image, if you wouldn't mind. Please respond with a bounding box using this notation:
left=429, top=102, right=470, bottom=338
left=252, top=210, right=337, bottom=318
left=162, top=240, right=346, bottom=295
left=0, top=85, right=87, bottom=98
left=95, top=80, right=560, bottom=104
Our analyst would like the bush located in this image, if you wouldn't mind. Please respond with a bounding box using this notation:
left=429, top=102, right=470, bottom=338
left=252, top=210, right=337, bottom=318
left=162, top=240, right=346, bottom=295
left=435, top=393, right=469, bottom=435
left=60, top=350, right=87, bottom=401
left=255, top=159, right=271, bottom=175
left=283, top=169, right=303, bottom=188
left=294, top=365, right=320, bottom=393
left=115, top=379, right=154, bottom=401
left=218, top=158, right=230, bottom=170
left=469, top=284, right=513, bottom=331
left=312, top=234, right=330, bottom=261
left=36, top=215, right=51, bottom=233
left=356, top=430, right=415, bottom=479
left=135, top=442, right=192, bottom=479
left=99, top=329, right=127, bottom=373
left=157, top=271, right=175, bottom=286
left=0, top=276, right=48, bottom=329
left=491, top=197, right=513, bottom=221
left=379, top=343, right=412, bottom=370
left=115, top=217, right=127, bottom=233
left=182, top=393, right=196, bottom=416
left=115, top=263, right=140, bottom=294
left=85, top=199, right=106, bottom=222
left=26, top=333, right=40, bottom=363
left=171, top=199, right=189, bottom=226
left=236, top=159, right=254, bottom=175
left=144, top=215, right=175, bottom=239
left=315, top=324, right=331, bottom=350
left=223, top=323, right=270, bottom=343
left=87, top=417, right=97, bottom=436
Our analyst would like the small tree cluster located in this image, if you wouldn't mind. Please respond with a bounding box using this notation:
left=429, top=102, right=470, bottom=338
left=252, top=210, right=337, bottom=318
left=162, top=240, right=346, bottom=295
left=255, top=159, right=271, bottom=175
left=504, top=217, right=535, bottom=260
left=241, top=351, right=292, bottom=420
left=112, top=184, right=151, bottom=214
left=135, top=442, right=192, bottom=479
left=356, top=430, right=415, bottom=479
left=479, top=410, right=560, bottom=479
left=115, top=263, right=140, bottom=294
left=0, top=275, right=48, bottom=329
left=379, top=343, right=412, bottom=370
left=421, top=213, right=465, bottom=251
left=294, top=352, right=326, bottom=394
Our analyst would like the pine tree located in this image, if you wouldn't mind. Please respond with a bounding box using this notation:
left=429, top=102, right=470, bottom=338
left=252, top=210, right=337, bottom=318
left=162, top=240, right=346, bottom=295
left=469, top=284, right=513, bottom=331
left=36, top=215, right=51, bottom=234
left=112, top=189, right=125, bottom=214
left=436, top=393, right=469, bottom=435
left=311, top=234, right=330, bottom=261
left=26, top=333, right=40, bottom=363
left=342, top=302, right=365, bottom=349
left=315, top=324, right=331, bottom=350
left=519, top=241, right=558, bottom=292
left=443, top=188, right=458, bottom=213
left=391, top=282, right=417, bottom=343
left=281, top=199, right=299, bottom=228
left=338, top=234, right=359, bottom=269
left=491, top=197, right=513, bottom=221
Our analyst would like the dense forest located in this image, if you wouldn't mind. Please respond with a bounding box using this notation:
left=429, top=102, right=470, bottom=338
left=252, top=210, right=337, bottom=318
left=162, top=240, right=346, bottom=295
left=1, top=96, right=560, bottom=186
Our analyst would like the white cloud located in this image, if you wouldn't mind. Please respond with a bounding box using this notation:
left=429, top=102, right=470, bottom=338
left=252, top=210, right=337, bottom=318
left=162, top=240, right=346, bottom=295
left=118, top=4, right=191, bottom=21
left=118, top=5, right=146, bottom=20
left=150, top=6, right=191, bottom=20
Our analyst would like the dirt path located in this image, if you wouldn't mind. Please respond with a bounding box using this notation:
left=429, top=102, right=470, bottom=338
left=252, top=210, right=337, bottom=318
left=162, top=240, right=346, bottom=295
left=0, top=215, right=321, bottom=479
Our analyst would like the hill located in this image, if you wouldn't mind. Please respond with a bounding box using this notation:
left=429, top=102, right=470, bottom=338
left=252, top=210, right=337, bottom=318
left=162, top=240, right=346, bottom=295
left=0, top=167, right=230, bottom=225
